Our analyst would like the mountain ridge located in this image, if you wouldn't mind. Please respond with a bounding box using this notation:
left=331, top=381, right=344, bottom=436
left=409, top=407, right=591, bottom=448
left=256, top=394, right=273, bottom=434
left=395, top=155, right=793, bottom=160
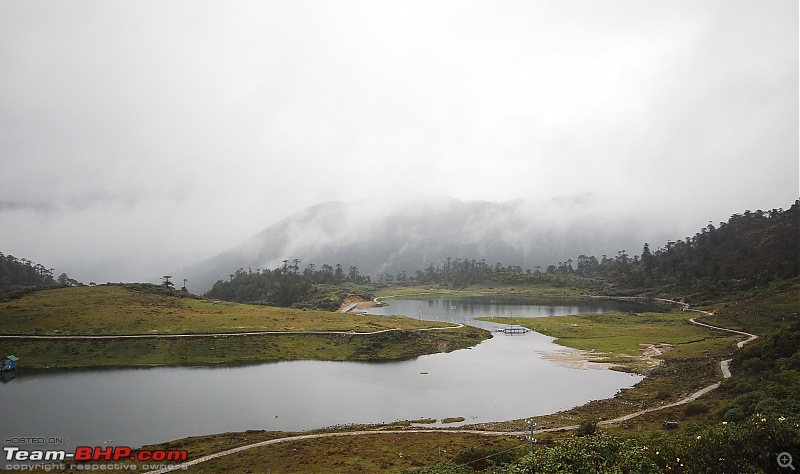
left=180, top=197, right=670, bottom=293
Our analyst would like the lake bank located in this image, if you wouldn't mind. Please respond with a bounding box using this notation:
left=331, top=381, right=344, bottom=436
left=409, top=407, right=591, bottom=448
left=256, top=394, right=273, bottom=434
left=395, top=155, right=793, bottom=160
left=124, top=299, right=754, bottom=473
left=0, top=285, right=489, bottom=369
left=0, top=321, right=643, bottom=454
left=1, top=325, right=489, bottom=369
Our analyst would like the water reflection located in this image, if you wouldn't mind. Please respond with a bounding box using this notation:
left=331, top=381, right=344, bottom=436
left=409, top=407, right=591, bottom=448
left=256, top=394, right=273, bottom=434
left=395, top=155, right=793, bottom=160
left=364, top=296, right=663, bottom=330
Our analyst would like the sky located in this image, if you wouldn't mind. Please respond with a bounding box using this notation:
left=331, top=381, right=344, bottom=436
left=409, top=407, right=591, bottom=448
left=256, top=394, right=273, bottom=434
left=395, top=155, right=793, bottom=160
left=0, top=0, right=797, bottom=284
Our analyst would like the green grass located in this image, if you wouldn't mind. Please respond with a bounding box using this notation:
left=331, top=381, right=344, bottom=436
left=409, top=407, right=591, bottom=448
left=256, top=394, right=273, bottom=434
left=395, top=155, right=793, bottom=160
left=442, top=417, right=466, bottom=424
left=481, top=311, right=740, bottom=370
left=0, top=285, right=457, bottom=335
left=700, top=278, right=800, bottom=333
left=1, top=326, right=489, bottom=369
left=469, top=309, right=744, bottom=434
left=127, top=430, right=524, bottom=473
left=0, top=284, right=490, bottom=368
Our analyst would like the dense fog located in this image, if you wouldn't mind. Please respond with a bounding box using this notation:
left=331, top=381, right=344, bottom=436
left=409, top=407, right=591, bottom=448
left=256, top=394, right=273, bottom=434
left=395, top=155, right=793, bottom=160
left=1, top=1, right=796, bottom=284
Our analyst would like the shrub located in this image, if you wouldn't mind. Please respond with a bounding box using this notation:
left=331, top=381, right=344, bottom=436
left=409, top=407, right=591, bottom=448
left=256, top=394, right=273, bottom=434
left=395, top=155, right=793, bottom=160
left=575, top=420, right=598, bottom=437
left=413, top=414, right=800, bottom=473
left=451, top=446, right=520, bottom=471
left=684, top=401, right=710, bottom=416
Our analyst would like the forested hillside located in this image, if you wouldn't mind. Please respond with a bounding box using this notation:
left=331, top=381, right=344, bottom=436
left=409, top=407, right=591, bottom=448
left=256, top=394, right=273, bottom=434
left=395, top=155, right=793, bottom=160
left=204, top=260, right=373, bottom=310
left=0, top=253, right=58, bottom=290
left=564, top=200, right=799, bottom=297
left=395, top=201, right=799, bottom=299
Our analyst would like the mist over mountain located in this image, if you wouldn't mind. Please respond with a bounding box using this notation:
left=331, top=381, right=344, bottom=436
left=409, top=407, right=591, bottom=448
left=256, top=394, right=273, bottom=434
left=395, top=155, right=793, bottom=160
left=182, top=197, right=677, bottom=293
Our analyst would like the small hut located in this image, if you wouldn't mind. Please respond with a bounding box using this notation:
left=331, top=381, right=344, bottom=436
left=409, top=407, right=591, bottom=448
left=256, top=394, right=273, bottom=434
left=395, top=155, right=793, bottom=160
left=1, top=355, right=18, bottom=372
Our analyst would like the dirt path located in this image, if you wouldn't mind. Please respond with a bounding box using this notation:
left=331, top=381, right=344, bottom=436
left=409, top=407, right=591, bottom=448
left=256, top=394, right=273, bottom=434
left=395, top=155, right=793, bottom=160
left=0, top=324, right=464, bottom=340
left=687, top=317, right=758, bottom=348
left=144, top=298, right=759, bottom=473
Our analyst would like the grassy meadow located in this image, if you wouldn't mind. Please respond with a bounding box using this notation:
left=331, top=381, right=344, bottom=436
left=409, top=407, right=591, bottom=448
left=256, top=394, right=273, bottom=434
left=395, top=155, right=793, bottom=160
left=0, top=284, right=489, bottom=368
left=2, top=326, right=489, bottom=369
left=0, top=285, right=456, bottom=335
left=484, top=310, right=742, bottom=373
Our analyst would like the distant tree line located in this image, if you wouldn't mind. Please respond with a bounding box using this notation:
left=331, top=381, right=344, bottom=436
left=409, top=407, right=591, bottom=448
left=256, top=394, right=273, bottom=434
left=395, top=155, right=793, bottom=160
left=205, top=259, right=371, bottom=308
left=379, top=258, right=531, bottom=288
left=0, top=253, right=60, bottom=290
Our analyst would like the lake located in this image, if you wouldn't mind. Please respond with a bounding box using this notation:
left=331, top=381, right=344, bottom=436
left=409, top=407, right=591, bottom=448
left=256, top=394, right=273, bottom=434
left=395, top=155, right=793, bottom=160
left=0, top=296, right=653, bottom=453
left=363, top=295, right=661, bottom=328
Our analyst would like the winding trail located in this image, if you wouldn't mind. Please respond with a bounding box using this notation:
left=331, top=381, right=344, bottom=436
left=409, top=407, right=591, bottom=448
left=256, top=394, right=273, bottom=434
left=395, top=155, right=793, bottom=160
left=138, top=299, right=758, bottom=473
left=687, top=318, right=758, bottom=349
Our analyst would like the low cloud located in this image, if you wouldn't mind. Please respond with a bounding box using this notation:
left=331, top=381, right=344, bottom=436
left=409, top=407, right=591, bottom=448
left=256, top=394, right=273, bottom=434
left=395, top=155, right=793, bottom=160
left=1, top=0, right=796, bottom=284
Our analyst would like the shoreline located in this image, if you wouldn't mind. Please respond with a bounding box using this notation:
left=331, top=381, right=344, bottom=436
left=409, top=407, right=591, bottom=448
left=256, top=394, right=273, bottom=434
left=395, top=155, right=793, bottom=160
left=537, top=347, right=616, bottom=370
left=132, top=295, right=765, bottom=472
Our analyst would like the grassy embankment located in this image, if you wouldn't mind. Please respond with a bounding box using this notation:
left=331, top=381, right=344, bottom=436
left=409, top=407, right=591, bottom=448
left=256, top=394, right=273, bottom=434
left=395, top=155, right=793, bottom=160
left=0, top=284, right=488, bottom=368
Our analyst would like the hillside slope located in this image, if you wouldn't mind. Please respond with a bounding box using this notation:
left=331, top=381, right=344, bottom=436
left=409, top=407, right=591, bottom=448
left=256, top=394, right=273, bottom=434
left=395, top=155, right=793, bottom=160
left=182, top=197, right=670, bottom=293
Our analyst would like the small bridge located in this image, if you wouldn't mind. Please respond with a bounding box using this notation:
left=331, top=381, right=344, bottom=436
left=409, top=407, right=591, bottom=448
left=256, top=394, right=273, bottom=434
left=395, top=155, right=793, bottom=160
left=496, top=325, right=530, bottom=335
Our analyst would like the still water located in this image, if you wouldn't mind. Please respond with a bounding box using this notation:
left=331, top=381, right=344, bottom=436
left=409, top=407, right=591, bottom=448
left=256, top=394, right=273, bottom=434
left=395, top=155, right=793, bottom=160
left=364, top=295, right=660, bottom=328
left=1, top=297, right=651, bottom=451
